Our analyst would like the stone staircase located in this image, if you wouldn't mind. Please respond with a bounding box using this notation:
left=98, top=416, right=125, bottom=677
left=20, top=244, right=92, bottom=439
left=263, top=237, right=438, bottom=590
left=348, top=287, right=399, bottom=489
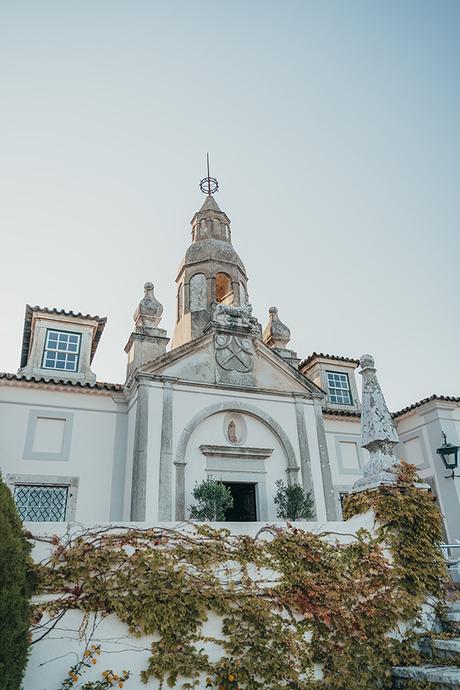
left=393, top=599, right=460, bottom=688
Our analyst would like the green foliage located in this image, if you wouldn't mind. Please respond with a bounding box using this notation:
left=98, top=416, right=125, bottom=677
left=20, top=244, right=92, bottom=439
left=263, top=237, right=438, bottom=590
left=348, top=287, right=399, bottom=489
left=0, top=474, right=36, bottom=690
left=189, top=477, right=233, bottom=521
left=31, top=462, right=448, bottom=690
left=273, top=479, right=314, bottom=520
left=343, top=462, right=447, bottom=605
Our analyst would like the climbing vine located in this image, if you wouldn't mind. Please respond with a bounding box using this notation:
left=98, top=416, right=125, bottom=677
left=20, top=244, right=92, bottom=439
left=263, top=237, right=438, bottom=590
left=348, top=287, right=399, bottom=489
left=343, top=462, right=447, bottom=605
left=30, top=463, right=448, bottom=690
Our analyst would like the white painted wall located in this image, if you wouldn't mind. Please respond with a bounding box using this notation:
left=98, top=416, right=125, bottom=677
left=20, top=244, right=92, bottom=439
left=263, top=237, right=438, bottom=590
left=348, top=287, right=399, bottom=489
left=3, top=380, right=459, bottom=545
left=395, top=401, right=460, bottom=542
left=164, top=383, right=323, bottom=520
left=23, top=517, right=374, bottom=690
left=0, top=384, right=122, bottom=522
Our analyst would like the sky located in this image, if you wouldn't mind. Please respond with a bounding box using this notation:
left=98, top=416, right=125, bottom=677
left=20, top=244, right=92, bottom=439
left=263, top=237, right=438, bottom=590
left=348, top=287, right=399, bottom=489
left=0, top=0, right=459, bottom=411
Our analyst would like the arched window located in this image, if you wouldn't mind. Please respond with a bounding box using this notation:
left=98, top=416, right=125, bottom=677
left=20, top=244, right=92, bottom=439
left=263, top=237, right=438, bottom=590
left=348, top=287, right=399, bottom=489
left=177, top=284, right=183, bottom=322
left=216, top=273, right=233, bottom=305
left=239, top=282, right=247, bottom=305
left=190, top=273, right=207, bottom=312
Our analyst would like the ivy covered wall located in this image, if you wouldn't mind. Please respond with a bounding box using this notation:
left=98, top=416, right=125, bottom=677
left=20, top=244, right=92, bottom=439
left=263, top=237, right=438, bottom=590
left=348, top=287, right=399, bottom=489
left=23, top=464, right=447, bottom=690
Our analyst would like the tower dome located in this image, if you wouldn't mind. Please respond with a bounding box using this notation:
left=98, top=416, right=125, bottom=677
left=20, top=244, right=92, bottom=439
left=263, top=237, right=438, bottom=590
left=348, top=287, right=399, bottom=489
left=171, top=193, right=249, bottom=349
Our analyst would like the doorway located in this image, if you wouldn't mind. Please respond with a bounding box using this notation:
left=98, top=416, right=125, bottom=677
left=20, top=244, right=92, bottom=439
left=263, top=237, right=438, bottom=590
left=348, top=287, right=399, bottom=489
left=223, top=482, right=257, bottom=521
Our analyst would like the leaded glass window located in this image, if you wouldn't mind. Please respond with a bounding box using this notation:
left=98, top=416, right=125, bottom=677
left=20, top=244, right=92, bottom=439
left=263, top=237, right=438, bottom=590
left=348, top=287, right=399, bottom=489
left=14, top=484, right=68, bottom=521
left=42, top=330, right=80, bottom=372
left=326, top=371, right=353, bottom=405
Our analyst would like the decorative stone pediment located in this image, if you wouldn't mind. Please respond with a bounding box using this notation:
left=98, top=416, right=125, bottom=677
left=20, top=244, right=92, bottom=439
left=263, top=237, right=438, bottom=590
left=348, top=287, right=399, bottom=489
left=199, top=445, right=273, bottom=460
left=143, top=329, right=323, bottom=397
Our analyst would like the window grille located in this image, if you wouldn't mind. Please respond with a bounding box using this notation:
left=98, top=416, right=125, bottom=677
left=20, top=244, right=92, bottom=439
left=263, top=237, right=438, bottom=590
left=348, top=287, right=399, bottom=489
left=326, top=371, right=353, bottom=405
left=14, top=484, right=68, bottom=521
left=42, top=330, right=80, bottom=372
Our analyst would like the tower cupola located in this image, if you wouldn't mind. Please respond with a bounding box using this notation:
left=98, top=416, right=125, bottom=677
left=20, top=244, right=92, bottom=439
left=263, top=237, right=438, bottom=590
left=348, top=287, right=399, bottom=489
left=172, top=174, right=250, bottom=348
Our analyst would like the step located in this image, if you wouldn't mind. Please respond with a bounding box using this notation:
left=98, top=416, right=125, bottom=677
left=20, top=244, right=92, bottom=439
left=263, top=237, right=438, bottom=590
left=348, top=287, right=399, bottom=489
left=443, top=611, right=460, bottom=633
left=393, top=664, right=460, bottom=688
left=419, top=636, right=460, bottom=660
left=431, top=638, right=460, bottom=659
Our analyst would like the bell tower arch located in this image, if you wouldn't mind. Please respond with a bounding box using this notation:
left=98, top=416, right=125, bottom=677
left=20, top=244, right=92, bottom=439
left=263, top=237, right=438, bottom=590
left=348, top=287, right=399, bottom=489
left=172, top=191, right=249, bottom=348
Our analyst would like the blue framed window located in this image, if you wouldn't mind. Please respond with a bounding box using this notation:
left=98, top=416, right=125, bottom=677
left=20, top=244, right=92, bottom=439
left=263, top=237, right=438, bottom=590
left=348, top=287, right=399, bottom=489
left=326, top=371, right=353, bottom=405
left=42, top=330, right=80, bottom=372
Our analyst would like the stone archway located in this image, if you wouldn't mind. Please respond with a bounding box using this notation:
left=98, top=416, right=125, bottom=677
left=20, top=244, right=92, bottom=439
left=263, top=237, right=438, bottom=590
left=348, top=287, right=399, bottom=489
left=174, top=400, right=300, bottom=519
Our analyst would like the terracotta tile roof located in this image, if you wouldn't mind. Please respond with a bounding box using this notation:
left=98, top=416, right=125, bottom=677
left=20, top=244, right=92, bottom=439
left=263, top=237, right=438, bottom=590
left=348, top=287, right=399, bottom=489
left=20, top=305, right=107, bottom=369
left=299, top=352, right=360, bottom=369
left=325, top=395, right=460, bottom=419
left=392, top=394, right=460, bottom=418
left=323, top=408, right=361, bottom=418
left=0, top=372, right=123, bottom=392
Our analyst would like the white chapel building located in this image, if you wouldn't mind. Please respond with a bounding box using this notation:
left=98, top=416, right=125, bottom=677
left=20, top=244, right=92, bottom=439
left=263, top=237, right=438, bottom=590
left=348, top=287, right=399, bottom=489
left=1, top=187, right=460, bottom=540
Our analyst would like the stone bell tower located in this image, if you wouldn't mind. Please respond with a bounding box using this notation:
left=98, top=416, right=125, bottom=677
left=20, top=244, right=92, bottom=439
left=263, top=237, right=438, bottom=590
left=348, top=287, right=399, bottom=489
left=171, top=173, right=249, bottom=349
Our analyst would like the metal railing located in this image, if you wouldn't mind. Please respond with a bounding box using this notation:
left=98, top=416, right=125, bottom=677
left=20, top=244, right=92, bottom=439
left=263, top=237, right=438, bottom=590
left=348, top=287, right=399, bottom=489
left=440, top=543, right=460, bottom=584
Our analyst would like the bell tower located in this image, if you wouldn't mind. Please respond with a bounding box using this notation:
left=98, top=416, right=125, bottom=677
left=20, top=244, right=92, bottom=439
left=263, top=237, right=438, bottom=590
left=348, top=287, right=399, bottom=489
left=172, top=161, right=249, bottom=349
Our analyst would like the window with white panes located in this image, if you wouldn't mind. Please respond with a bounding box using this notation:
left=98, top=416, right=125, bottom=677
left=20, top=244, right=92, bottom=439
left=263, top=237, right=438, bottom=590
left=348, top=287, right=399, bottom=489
left=42, top=330, right=80, bottom=372
left=326, top=371, right=353, bottom=405
left=13, top=484, right=68, bottom=521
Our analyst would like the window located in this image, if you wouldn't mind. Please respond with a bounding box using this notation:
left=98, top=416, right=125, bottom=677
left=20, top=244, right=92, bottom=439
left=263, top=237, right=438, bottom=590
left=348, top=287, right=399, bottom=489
left=216, top=273, right=233, bottom=304
left=13, top=484, right=68, bottom=521
left=326, top=371, right=353, bottom=405
left=42, top=330, right=80, bottom=372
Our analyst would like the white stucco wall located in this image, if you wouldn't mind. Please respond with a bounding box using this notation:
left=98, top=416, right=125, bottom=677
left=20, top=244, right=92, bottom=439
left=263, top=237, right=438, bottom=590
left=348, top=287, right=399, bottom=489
left=395, top=401, right=460, bottom=542
left=159, top=382, right=327, bottom=521
left=23, top=516, right=374, bottom=690
left=0, top=384, right=123, bottom=522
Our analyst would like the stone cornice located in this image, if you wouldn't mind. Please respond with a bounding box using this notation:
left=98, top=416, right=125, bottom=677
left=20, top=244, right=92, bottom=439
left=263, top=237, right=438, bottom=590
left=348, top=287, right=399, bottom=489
left=199, top=444, right=273, bottom=460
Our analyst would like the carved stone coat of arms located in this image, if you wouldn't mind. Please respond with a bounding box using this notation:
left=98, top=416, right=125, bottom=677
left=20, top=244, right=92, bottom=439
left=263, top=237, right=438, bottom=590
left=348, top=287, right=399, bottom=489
left=215, top=334, right=254, bottom=373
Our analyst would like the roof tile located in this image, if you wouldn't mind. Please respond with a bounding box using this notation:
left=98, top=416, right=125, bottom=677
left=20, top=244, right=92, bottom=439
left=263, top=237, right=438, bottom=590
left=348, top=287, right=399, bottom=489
left=0, top=372, right=122, bottom=392
left=299, top=352, right=360, bottom=369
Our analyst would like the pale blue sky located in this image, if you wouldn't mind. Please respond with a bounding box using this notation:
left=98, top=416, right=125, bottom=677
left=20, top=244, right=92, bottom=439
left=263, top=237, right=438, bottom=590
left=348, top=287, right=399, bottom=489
left=0, top=1, right=459, bottom=410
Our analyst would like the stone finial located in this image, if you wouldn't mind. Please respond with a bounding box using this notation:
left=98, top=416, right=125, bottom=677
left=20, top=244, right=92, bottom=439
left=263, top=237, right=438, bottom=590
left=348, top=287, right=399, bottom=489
left=133, top=282, right=163, bottom=334
left=352, top=354, right=401, bottom=491
left=263, top=307, right=291, bottom=349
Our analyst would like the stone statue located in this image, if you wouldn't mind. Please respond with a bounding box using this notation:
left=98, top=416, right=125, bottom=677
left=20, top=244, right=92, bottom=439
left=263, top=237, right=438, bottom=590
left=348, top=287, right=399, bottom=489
left=211, top=301, right=258, bottom=329
left=228, top=420, right=238, bottom=443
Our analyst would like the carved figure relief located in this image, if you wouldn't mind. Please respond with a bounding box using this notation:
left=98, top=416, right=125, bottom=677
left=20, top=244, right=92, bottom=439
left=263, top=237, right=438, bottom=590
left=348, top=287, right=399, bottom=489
left=228, top=420, right=238, bottom=443
left=215, top=334, right=254, bottom=373
left=212, top=302, right=256, bottom=328
left=224, top=412, right=247, bottom=445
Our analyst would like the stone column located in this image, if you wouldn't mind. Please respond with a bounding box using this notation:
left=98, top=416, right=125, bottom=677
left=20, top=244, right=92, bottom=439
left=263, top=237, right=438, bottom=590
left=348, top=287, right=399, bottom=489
left=313, top=399, right=338, bottom=520
left=109, top=400, right=128, bottom=520
left=158, top=380, right=174, bottom=521
left=293, top=395, right=316, bottom=518
left=174, top=462, right=186, bottom=520
left=184, top=282, right=190, bottom=314
left=130, top=383, right=149, bottom=521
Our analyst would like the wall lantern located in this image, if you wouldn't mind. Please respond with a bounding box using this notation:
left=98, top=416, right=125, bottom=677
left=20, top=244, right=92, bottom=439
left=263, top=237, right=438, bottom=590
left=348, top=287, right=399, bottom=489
left=437, top=431, right=460, bottom=479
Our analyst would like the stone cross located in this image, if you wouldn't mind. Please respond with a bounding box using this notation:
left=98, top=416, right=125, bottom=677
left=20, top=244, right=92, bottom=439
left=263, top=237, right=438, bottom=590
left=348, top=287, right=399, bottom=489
left=352, top=354, right=401, bottom=491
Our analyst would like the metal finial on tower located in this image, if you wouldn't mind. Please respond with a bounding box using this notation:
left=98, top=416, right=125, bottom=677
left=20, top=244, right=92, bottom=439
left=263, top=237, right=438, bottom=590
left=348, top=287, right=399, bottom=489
left=199, top=153, right=219, bottom=195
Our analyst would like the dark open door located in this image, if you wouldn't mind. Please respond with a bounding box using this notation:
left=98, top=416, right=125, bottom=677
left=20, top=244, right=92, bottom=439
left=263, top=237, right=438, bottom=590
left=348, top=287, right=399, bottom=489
left=223, top=482, right=257, bottom=521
